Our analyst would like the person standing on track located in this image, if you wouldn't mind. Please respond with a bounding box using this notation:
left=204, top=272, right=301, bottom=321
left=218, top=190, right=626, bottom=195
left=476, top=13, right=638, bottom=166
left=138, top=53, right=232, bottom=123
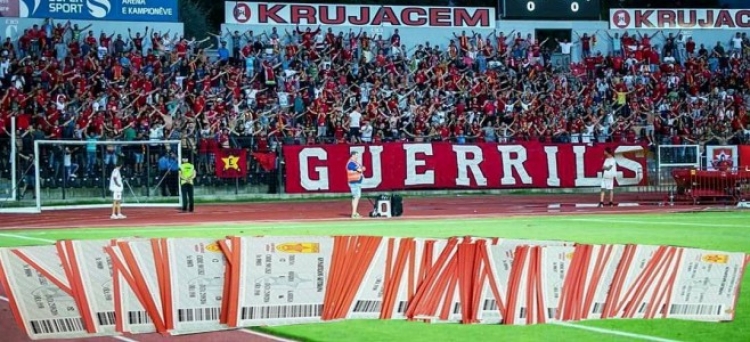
left=109, top=160, right=126, bottom=219
left=179, top=157, right=196, bottom=213
left=346, top=151, right=365, bottom=218
left=599, top=147, right=617, bottom=208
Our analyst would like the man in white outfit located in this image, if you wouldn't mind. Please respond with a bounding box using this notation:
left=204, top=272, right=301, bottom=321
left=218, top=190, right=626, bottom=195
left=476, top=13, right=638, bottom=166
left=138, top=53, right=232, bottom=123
left=109, top=160, right=126, bottom=219
left=599, top=148, right=617, bottom=207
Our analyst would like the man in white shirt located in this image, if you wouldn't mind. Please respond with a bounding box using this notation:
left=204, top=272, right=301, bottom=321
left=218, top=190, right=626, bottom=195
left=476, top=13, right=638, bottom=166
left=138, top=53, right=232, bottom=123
left=0, top=55, right=9, bottom=81
left=730, top=32, right=743, bottom=56
left=558, top=39, right=573, bottom=55
left=361, top=121, right=373, bottom=143
left=556, top=38, right=574, bottom=68
left=349, top=105, right=363, bottom=141
left=109, top=160, right=126, bottom=219
left=599, top=148, right=617, bottom=207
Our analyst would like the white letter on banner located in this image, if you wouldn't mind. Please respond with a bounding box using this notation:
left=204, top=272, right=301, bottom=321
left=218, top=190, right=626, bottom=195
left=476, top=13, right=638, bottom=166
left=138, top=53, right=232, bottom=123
left=349, top=145, right=383, bottom=189
left=404, top=143, right=434, bottom=186
left=453, top=145, right=487, bottom=186
left=299, top=147, right=329, bottom=191
left=497, top=145, right=532, bottom=185
left=614, top=146, right=644, bottom=186
left=544, top=146, right=561, bottom=187
left=573, top=145, right=599, bottom=187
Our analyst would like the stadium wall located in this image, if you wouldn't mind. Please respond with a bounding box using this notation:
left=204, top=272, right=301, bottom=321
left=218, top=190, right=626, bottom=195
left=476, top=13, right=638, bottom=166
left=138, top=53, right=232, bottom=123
left=222, top=20, right=736, bottom=63
left=221, top=20, right=736, bottom=60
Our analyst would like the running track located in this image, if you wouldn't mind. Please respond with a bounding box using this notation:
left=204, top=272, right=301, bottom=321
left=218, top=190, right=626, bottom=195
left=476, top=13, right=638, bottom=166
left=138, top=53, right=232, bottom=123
left=0, top=194, right=701, bottom=342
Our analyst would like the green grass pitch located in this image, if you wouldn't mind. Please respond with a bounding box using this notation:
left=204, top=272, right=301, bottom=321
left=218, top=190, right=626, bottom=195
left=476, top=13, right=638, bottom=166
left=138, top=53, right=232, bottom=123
left=0, top=212, right=748, bottom=342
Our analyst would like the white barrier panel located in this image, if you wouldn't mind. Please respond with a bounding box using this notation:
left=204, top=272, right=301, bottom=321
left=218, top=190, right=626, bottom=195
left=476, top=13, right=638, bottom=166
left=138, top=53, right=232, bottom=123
left=0, top=236, right=748, bottom=340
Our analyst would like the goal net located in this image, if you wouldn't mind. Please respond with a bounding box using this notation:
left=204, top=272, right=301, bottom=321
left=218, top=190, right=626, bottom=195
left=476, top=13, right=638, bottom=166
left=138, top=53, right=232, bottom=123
left=654, top=144, right=701, bottom=203
left=1, top=139, right=183, bottom=214
left=656, top=144, right=702, bottom=184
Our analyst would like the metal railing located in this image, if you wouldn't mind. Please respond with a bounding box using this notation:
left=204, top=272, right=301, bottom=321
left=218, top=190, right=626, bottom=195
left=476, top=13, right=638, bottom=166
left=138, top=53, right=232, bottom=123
left=1, top=138, right=747, bottom=207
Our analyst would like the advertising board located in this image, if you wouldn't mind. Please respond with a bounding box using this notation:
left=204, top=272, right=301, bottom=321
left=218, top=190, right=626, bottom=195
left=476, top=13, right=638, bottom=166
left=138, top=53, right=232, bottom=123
left=225, top=2, right=495, bottom=29
left=0, top=0, right=179, bottom=22
left=610, top=8, right=750, bottom=30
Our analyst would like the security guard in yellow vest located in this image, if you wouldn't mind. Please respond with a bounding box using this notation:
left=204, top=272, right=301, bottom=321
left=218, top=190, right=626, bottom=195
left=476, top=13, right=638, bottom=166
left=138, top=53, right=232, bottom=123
left=179, top=157, right=196, bottom=213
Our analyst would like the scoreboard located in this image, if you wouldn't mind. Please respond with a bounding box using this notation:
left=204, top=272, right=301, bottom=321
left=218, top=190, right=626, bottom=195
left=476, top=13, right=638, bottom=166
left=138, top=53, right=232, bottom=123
left=502, top=0, right=601, bottom=20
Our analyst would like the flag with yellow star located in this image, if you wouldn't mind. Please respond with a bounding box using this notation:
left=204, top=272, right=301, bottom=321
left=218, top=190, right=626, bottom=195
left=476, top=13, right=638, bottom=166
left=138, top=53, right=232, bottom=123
left=215, top=148, right=248, bottom=178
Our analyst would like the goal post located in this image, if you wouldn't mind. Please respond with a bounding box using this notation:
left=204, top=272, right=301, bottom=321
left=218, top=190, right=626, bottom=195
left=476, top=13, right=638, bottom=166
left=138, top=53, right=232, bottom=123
left=16, top=139, right=184, bottom=213
left=656, top=144, right=702, bottom=183
left=655, top=144, right=701, bottom=202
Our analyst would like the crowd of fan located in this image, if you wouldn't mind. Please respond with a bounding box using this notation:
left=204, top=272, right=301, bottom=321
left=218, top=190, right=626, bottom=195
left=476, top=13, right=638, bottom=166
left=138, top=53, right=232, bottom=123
left=1, top=20, right=750, bottom=188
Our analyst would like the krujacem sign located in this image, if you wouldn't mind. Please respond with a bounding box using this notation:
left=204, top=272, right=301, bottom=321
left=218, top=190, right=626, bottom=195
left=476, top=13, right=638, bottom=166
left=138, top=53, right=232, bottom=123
left=225, top=1, right=496, bottom=28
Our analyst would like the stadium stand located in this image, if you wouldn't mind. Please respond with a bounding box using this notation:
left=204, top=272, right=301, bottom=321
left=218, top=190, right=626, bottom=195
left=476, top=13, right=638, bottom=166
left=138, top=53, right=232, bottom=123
left=0, top=17, right=748, bottom=199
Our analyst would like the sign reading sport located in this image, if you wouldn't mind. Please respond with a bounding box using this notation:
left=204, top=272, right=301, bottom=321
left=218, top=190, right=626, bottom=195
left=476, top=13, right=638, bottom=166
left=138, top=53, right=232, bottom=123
left=6, top=0, right=178, bottom=22
left=224, top=1, right=496, bottom=29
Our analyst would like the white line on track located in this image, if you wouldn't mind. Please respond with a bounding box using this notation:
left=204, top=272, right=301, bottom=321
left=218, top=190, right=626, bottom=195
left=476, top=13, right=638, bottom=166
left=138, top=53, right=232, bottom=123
left=552, top=322, right=684, bottom=342
left=15, top=218, right=539, bottom=236
left=0, top=233, right=55, bottom=243
left=238, top=328, right=298, bottom=342
left=566, top=218, right=747, bottom=228
left=7, top=208, right=684, bottom=233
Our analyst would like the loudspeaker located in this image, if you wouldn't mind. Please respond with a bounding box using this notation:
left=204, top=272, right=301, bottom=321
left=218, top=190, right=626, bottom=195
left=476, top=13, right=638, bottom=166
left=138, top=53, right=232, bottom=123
left=391, top=195, right=403, bottom=217
left=369, top=194, right=403, bottom=218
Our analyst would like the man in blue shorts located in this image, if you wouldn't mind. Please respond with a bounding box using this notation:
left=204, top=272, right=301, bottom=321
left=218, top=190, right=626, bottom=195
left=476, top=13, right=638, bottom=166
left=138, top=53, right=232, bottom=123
left=346, top=151, right=366, bottom=218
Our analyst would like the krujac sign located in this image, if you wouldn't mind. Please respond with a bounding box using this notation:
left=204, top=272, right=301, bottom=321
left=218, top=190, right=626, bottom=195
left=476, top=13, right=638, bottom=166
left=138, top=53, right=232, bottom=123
left=610, top=8, right=750, bottom=29
left=224, top=1, right=496, bottom=28
left=283, top=142, right=647, bottom=194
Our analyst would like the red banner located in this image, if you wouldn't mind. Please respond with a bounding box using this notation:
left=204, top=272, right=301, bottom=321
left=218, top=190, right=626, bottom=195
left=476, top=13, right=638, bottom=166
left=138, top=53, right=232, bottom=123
left=215, top=148, right=248, bottom=178
left=253, top=152, right=277, bottom=172
left=741, top=146, right=750, bottom=171
left=282, top=142, right=648, bottom=194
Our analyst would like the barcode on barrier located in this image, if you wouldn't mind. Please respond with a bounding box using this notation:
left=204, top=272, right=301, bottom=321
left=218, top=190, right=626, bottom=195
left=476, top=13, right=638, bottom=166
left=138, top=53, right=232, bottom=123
left=178, top=308, right=221, bottom=322
left=520, top=307, right=527, bottom=319
left=669, top=304, right=722, bottom=316
left=30, top=318, right=85, bottom=334
left=397, top=301, right=408, bottom=313
left=128, top=310, right=152, bottom=325
left=483, top=299, right=499, bottom=311
left=638, top=302, right=648, bottom=314
left=240, top=304, right=323, bottom=320
left=453, top=303, right=461, bottom=314
left=592, top=302, right=605, bottom=314
left=547, top=308, right=556, bottom=318
left=97, top=311, right=116, bottom=326
left=353, top=300, right=382, bottom=313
